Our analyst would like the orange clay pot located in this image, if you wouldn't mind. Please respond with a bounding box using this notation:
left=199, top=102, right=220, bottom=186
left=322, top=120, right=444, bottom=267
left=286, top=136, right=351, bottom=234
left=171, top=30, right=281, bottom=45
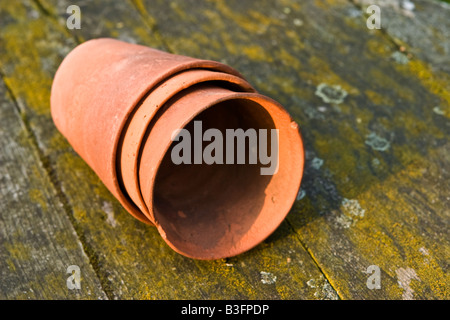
left=51, top=38, right=304, bottom=259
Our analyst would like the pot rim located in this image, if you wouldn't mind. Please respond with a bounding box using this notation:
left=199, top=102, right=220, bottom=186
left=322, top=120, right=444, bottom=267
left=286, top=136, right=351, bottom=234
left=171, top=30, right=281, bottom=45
left=138, top=86, right=304, bottom=259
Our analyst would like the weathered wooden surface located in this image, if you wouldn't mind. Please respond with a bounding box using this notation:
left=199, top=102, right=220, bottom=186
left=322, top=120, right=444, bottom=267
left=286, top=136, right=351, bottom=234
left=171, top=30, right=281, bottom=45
left=0, top=0, right=448, bottom=299
left=0, top=79, right=107, bottom=299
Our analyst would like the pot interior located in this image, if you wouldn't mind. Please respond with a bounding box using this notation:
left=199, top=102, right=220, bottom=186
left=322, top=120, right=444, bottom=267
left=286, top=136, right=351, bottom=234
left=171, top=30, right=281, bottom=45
left=153, top=98, right=277, bottom=258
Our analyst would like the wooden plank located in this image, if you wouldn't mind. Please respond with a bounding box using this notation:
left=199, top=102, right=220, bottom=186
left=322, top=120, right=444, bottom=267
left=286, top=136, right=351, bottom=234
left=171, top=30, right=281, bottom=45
left=0, top=0, right=334, bottom=299
left=135, top=0, right=450, bottom=299
left=37, top=0, right=167, bottom=50
left=0, top=78, right=107, bottom=299
left=354, top=0, right=450, bottom=73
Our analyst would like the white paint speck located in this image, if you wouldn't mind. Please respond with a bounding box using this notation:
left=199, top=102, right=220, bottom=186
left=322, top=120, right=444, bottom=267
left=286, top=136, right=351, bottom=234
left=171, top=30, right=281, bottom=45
left=391, top=51, right=409, bottom=65
left=342, top=198, right=365, bottom=217
left=260, top=271, right=277, bottom=284
left=293, top=18, right=303, bottom=27
left=396, top=267, right=420, bottom=300
left=102, top=201, right=117, bottom=227
left=317, top=106, right=327, bottom=113
left=401, top=0, right=415, bottom=11
left=306, top=279, right=316, bottom=288
left=311, top=157, right=324, bottom=170
left=306, top=276, right=339, bottom=300
left=335, top=213, right=353, bottom=228
left=419, top=247, right=429, bottom=256
left=433, top=106, right=445, bottom=116
left=296, top=189, right=306, bottom=201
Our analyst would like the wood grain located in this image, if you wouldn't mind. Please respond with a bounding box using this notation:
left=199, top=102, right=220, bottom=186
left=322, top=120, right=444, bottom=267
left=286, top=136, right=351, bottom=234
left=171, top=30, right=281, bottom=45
left=0, top=0, right=335, bottom=299
left=0, top=0, right=448, bottom=299
left=0, top=78, right=107, bottom=299
left=136, top=0, right=449, bottom=299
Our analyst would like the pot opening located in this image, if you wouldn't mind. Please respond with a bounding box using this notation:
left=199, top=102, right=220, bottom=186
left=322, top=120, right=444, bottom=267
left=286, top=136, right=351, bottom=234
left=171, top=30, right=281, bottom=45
left=153, top=98, right=277, bottom=258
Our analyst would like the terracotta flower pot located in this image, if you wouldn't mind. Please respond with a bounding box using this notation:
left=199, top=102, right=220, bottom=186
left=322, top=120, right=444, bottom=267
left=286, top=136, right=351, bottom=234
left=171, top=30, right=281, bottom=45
left=51, top=38, right=304, bottom=259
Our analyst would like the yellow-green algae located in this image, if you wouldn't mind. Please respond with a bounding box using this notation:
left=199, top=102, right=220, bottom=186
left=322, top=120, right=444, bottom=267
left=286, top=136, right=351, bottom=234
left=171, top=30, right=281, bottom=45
left=1, top=0, right=448, bottom=299
left=0, top=2, right=72, bottom=116
left=355, top=160, right=449, bottom=299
